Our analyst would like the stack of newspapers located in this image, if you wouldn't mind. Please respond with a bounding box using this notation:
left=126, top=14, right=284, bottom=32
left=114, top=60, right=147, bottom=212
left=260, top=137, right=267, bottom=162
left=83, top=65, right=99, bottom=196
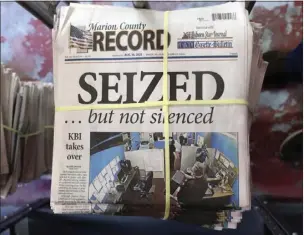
left=0, top=64, right=54, bottom=198
left=51, top=2, right=268, bottom=229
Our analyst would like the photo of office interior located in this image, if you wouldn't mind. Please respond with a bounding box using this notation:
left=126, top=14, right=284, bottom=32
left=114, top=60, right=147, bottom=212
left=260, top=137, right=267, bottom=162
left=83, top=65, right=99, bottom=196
left=89, top=132, right=166, bottom=216
left=88, top=131, right=239, bottom=215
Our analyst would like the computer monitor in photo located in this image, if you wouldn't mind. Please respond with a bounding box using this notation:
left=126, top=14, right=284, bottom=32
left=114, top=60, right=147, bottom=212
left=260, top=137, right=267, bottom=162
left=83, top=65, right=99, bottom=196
left=117, top=170, right=125, bottom=182
left=120, top=160, right=132, bottom=174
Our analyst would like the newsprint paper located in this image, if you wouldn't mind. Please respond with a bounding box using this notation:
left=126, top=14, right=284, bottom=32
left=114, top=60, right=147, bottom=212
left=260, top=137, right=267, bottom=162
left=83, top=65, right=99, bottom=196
left=51, top=2, right=267, bottom=229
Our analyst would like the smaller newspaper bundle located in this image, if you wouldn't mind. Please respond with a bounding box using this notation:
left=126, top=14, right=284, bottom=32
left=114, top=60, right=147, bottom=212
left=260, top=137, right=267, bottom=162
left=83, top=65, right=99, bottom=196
left=51, top=2, right=268, bottom=229
left=0, top=64, right=54, bottom=198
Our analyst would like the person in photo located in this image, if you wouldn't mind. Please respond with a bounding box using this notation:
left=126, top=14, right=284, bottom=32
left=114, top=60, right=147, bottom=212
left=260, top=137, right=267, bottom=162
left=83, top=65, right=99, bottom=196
left=169, top=137, right=182, bottom=171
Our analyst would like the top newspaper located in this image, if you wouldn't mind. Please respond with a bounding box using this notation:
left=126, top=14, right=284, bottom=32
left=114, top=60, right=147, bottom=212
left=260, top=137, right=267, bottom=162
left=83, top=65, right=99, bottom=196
left=51, top=2, right=254, bottom=220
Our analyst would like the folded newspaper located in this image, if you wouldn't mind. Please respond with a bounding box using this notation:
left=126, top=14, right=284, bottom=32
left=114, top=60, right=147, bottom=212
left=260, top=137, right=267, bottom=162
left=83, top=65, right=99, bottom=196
left=0, top=64, right=54, bottom=198
left=51, top=2, right=268, bottom=229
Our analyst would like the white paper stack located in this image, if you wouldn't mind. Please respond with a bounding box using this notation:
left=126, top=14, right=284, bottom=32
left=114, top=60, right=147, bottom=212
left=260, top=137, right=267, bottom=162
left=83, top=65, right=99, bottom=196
left=50, top=2, right=268, bottom=229
left=0, top=64, right=54, bottom=198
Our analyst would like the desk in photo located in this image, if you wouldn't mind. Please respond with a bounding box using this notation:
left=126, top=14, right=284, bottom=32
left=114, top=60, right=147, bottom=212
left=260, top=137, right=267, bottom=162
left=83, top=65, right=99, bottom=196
left=102, top=168, right=137, bottom=204
left=202, top=185, right=233, bottom=199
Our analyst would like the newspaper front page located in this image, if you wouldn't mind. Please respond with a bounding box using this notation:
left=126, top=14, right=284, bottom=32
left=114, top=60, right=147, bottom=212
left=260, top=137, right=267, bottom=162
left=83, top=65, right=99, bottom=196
left=51, top=2, right=258, bottom=227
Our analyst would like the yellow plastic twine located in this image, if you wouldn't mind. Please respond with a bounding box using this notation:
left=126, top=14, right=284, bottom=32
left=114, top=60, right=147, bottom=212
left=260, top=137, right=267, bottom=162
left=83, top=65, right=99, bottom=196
left=162, top=10, right=170, bottom=220
left=55, top=99, right=248, bottom=112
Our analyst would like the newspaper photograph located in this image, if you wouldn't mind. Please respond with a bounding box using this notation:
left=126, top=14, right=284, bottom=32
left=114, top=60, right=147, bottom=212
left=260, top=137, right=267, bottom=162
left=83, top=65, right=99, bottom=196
left=89, top=132, right=238, bottom=207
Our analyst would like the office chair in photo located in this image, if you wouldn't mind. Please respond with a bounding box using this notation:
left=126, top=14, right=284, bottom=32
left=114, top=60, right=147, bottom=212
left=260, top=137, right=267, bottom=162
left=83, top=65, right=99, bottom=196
left=140, top=171, right=154, bottom=198
left=133, top=171, right=154, bottom=198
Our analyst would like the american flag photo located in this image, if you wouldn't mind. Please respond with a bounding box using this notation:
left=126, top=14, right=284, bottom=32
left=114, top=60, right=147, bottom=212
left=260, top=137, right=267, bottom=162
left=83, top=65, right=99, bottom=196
left=69, top=25, right=93, bottom=50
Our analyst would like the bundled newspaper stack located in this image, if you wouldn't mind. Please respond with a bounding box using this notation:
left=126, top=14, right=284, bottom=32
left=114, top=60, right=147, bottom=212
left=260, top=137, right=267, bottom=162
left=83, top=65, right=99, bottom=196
left=51, top=2, right=268, bottom=229
left=0, top=64, right=54, bottom=198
